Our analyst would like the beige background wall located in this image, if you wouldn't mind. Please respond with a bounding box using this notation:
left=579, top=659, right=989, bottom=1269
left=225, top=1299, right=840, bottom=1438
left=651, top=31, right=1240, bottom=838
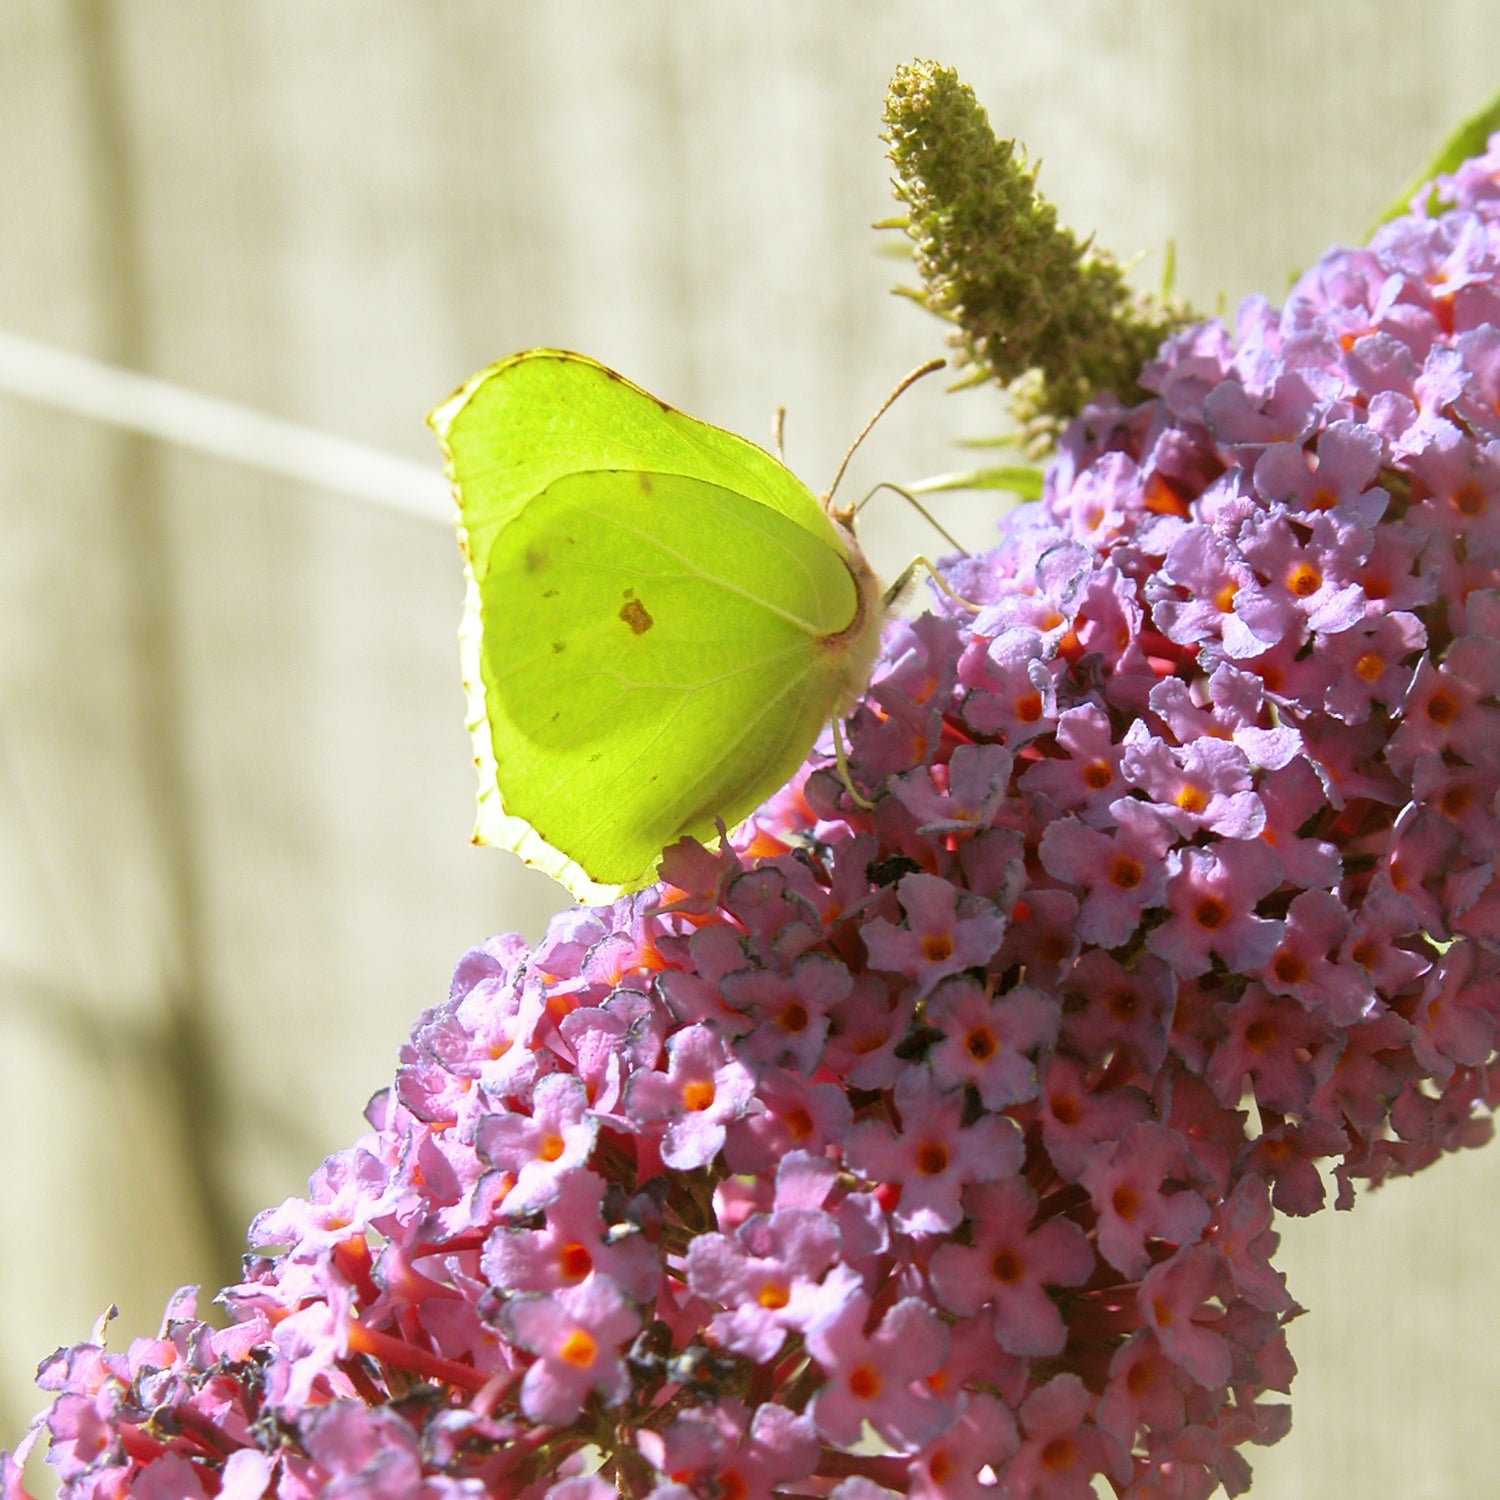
left=3, top=4, right=1498, bottom=1495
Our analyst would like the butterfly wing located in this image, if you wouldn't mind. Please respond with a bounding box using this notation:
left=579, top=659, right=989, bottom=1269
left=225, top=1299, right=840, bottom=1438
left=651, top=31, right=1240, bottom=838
left=430, top=349, right=838, bottom=582
left=431, top=351, right=882, bottom=900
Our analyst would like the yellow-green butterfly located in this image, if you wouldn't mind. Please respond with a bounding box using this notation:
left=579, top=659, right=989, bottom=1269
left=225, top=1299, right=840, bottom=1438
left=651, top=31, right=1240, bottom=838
left=429, top=349, right=926, bottom=903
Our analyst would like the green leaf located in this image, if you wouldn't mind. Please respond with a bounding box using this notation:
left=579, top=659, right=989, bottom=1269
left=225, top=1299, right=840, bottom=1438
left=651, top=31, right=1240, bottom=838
left=905, top=464, right=1045, bottom=501
left=429, top=350, right=886, bottom=901
left=1368, top=87, right=1500, bottom=233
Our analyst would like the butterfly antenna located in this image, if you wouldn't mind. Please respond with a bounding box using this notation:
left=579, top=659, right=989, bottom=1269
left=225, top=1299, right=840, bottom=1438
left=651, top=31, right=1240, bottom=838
left=772, top=405, right=787, bottom=464
left=823, top=357, right=946, bottom=521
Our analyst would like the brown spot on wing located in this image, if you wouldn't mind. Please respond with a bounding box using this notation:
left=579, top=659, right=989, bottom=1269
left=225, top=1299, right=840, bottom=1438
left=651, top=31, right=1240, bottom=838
left=620, top=598, right=654, bottom=635
left=638, top=472, right=653, bottom=493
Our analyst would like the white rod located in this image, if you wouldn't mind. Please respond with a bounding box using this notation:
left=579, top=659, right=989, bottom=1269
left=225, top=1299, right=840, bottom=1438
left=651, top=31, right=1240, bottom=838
left=0, top=327, right=453, bottom=525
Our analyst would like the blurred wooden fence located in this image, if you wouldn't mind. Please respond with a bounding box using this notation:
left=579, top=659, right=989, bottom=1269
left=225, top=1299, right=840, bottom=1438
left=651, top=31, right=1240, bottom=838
left=3, top=4, right=1499, bottom=1495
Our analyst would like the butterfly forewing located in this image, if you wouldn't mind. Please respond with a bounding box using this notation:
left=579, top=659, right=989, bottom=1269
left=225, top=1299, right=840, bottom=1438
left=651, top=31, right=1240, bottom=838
left=433, top=349, right=836, bottom=580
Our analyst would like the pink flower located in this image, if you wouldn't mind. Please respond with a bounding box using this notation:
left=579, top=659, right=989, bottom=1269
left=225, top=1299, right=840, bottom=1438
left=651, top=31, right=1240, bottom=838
left=1139, top=1249, right=1233, bottom=1391
left=862, top=872, right=1008, bottom=997
left=1204, top=984, right=1329, bottom=1116
left=1119, top=723, right=1267, bottom=840
left=501, top=1275, right=640, bottom=1425
left=650, top=1401, right=819, bottom=1500
left=1038, top=800, right=1175, bottom=946
left=474, top=1073, right=597, bottom=1216
left=905, top=1392, right=1019, bottom=1498
left=623, top=1023, right=756, bottom=1170
left=1018, top=703, right=1128, bottom=826
left=891, top=741, right=1014, bottom=833
left=1081, top=1123, right=1212, bottom=1280
left=685, top=1206, right=845, bottom=1362
left=929, top=1177, right=1094, bottom=1355
left=925, top=976, right=1057, bottom=1108
left=1148, top=841, right=1285, bottom=979
left=1004, top=1375, right=1130, bottom=1500
left=806, top=1286, right=954, bottom=1449
left=481, top=1168, right=658, bottom=1303
left=720, top=952, right=849, bottom=1075
left=845, top=1068, right=1022, bottom=1234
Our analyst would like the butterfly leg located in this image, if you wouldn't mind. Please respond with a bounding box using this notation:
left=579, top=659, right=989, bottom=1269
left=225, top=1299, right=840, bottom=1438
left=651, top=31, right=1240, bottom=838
left=879, top=554, right=983, bottom=614
left=855, top=481, right=969, bottom=558
left=831, top=715, right=875, bottom=811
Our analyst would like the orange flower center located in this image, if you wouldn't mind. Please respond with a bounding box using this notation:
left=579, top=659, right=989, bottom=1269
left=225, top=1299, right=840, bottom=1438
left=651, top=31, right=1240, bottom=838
left=558, top=1330, right=596, bottom=1368
left=681, top=1079, right=716, bottom=1112
left=1083, top=759, right=1114, bottom=790
left=1193, top=896, right=1228, bottom=930
left=1041, top=1437, right=1075, bottom=1472
left=1175, top=783, right=1209, bottom=815
left=1441, top=785, right=1472, bottom=817
left=991, top=1247, right=1024, bottom=1284
left=1452, top=481, right=1487, bottom=516
left=1425, top=689, right=1459, bottom=726
left=1244, top=1018, right=1276, bottom=1051
left=1286, top=562, right=1322, bottom=597
left=558, top=1243, right=592, bottom=1281
left=916, top=1141, right=950, bottom=1176
left=922, top=933, right=955, bottom=963
left=1272, top=951, right=1307, bottom=985
left=1051, top=1092, right=1081, bottom=1125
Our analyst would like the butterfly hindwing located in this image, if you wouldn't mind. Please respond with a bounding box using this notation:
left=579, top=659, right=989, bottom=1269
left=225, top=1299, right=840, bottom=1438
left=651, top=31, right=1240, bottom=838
left=476, top=469, right=859, bottom=890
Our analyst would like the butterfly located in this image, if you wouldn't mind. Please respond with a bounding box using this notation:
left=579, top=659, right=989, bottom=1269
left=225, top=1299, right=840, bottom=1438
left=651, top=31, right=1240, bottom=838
left=429, top=348, right=935, bottom=901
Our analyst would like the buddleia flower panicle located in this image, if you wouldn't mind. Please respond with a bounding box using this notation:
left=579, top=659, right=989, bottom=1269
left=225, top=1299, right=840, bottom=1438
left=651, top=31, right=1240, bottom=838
left=15, top=122, right=1500, bottom=1500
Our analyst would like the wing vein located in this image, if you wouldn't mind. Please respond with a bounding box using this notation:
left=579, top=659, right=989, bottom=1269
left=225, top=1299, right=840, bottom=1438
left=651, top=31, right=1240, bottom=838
left=572, top=499, right=846, bottom=635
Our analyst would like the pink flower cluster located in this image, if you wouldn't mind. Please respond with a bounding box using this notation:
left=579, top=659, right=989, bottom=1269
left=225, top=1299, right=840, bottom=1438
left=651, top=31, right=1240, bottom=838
left=12, top=144, right=1500, bottom=1500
